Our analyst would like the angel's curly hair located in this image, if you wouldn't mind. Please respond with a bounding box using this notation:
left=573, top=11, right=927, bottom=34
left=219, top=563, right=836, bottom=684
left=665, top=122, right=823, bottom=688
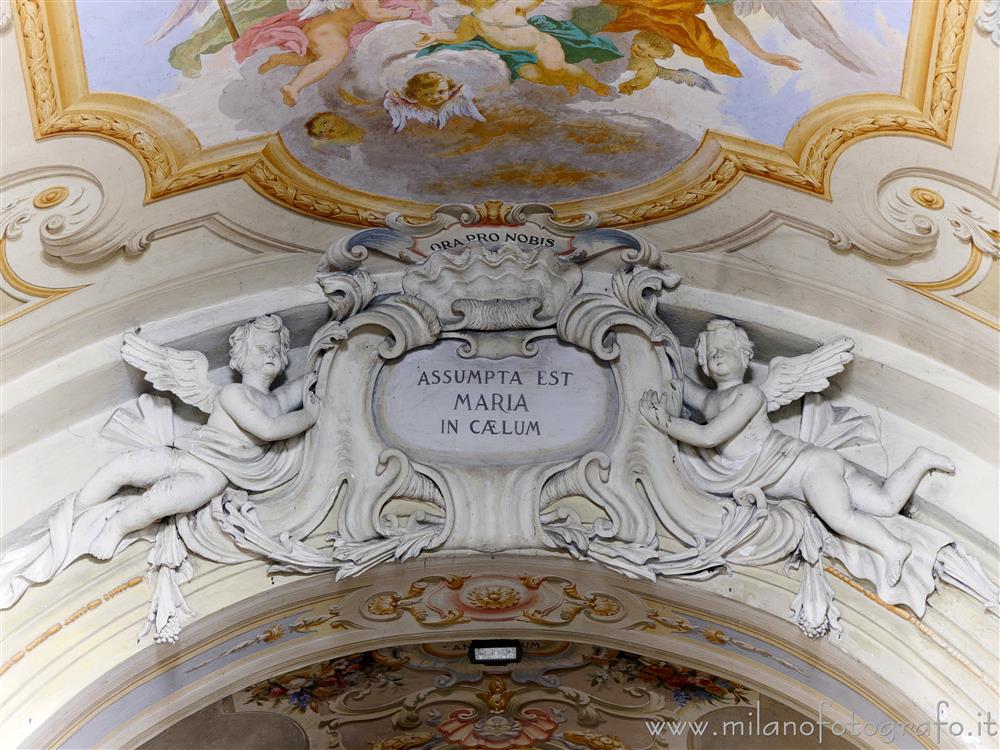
left=632, top=30, right=675, bottom=57
left=403, top=71, right=454, bottom=102
left=695, top=319, right=754, bottom=374
left=228, top=314, right=290, bottom=373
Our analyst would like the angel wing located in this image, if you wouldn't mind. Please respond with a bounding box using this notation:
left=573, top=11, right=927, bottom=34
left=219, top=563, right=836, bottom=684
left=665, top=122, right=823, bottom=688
left=383, top=90, right=437, bottom=132
left=656, top=66, right=719, bottom=93
left=382, top=87, right=483, bottom=133
left=435, top=87, right=486, bottom=128
left=733, top=0, right=875, bottom=75
left=760, top=337, right=855, bottom=412
left=147, top=0, right=213, bottom=44
left=121, top=331, right=219, bottom=414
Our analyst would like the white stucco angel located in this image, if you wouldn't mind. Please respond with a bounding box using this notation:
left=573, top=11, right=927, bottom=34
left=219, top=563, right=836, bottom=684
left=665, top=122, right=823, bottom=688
left=0, top=315, right=320, bottom=615
left=639, top=319, right=954, bottom=585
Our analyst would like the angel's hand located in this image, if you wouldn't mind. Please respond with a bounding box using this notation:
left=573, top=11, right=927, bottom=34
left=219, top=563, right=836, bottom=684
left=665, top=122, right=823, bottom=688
left=639, top=389, right=671, bottom=433
left=761, top=51, right=801, bottom=70
left=618, top=77, right=639, bottom=95
left=415, top=32, right=441, bottom=47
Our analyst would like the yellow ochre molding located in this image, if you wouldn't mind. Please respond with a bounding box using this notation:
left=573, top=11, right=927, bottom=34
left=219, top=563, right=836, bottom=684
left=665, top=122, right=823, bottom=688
left=890, top=243, right=1000, bottom=331
left=909, top=186, right=946, bottom=210
left=32, top=185, right=69, bottom=209
left=0, top=237, right=88, bottom=326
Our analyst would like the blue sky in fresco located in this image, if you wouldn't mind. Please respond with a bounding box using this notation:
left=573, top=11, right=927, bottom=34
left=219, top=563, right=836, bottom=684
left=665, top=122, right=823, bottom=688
left=78, top=1, right=199, bottom=99
left=717, top=0, right=913, bottom=144
left=77, top=0, right=914, bottom=146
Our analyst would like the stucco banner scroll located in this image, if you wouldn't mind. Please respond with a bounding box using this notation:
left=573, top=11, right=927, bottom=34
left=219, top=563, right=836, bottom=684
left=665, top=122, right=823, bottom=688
left=1, top=204, right=996, bottom=644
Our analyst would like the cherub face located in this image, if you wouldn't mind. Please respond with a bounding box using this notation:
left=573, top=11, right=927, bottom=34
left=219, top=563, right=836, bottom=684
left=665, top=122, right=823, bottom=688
left=313, top=114, right=345, bottom=137
left=241, top=330, right=285, bottom=379
left=631, top=40, right=652, bottom=58
left=631, top=37, right=673, bottom=59
left=703, top=331, right=747, bottom=381
left=415, top=79, right=452, bottom=107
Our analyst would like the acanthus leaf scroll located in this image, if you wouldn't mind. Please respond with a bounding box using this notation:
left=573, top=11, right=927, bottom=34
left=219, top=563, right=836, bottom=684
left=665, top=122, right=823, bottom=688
left=1, top=205, right=997, bottom=644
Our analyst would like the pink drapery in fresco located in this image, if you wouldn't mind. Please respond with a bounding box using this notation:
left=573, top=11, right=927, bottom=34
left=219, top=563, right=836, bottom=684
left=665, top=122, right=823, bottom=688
left=233, top=0, right=431, bottom=62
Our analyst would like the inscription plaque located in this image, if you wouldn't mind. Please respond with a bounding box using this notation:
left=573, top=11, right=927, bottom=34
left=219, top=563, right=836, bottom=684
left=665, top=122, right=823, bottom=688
left=374, top=338, right=618, bottom=465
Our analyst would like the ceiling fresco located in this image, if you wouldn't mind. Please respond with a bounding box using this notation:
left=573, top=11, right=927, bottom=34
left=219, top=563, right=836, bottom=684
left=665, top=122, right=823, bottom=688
left=138, top=640, right=851, bottom=749
left=12, top=0, right=971, bottom=226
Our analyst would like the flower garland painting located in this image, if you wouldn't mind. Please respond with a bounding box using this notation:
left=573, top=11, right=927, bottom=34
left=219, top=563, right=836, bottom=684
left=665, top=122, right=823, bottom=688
left=233, top=641, right=754, bottom=748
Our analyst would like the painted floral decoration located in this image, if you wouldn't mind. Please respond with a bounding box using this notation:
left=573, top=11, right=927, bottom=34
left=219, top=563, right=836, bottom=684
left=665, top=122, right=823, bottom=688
left=588, top=651, right=750, bottom=707
left=587, top=595, right=621, bottom=618
left=465, top=585, right=522, bottom=609
left=245, top=652, right=404, bottom=713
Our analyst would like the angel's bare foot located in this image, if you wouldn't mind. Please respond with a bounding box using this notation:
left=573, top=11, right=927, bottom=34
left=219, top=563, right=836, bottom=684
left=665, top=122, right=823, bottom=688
left=885, top=539, right=912, bottom=586
left=913, top=447, right=955, bottom=474
left=259, top=56, right=281, bottom=74
left=281, top=85, right=298, bottom=107
left=589, top=81, right=612, bottom=96
left=564, top=82, right=580, bottom=96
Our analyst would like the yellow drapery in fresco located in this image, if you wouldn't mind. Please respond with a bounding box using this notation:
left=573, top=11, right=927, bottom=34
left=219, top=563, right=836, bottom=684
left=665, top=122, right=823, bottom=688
left=603, top=0, right=742, bottom=77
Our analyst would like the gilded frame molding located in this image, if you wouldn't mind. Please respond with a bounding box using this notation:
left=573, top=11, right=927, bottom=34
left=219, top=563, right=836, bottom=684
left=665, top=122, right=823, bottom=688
left=12, top=0, right=972, bottom=228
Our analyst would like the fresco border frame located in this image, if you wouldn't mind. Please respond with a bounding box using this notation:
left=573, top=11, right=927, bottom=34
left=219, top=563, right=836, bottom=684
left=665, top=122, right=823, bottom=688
left=12, top=0, right=971, bottom=229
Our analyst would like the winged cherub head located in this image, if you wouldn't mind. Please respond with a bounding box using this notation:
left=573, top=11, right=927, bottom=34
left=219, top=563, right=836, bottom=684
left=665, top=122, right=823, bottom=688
left=228, top=314, right=291, bottom=381
left=695, top=319, right=754, bottom=383
left=404, top=71, right=456, bottom=109
left=383, top=72, right=484, bottom=133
